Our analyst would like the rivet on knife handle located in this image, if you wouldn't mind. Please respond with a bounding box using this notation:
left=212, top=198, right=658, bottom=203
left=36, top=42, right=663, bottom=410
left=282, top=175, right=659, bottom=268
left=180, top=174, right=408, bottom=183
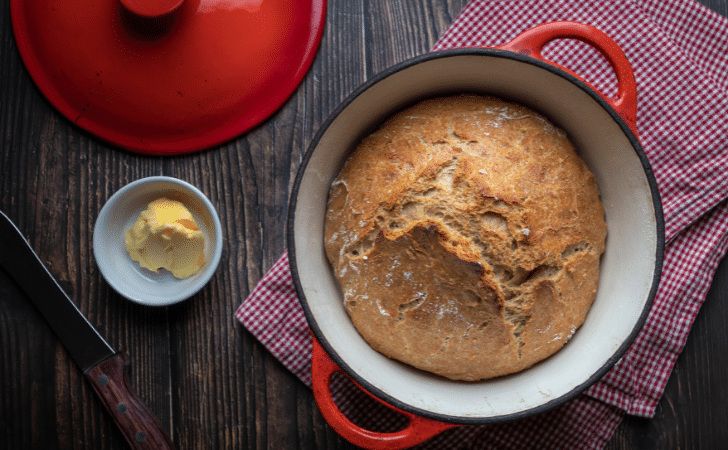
left=85, top=353, right=176, bottom=450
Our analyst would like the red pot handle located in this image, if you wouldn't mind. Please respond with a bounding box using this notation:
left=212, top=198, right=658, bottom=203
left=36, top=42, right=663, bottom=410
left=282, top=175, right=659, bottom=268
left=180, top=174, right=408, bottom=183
left=497, top=21, right=638, bottom=137
left=311, top=337, right=459, bottom=449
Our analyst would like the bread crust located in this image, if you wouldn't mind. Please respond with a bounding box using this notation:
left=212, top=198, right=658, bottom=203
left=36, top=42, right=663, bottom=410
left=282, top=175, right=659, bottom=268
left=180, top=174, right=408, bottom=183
left=324, top=95, right=607, bottom=381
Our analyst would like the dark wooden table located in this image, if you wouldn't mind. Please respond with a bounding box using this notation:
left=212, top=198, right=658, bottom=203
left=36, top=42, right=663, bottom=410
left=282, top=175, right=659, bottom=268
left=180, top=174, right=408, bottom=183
left=1, top=1, right=727, bottom=449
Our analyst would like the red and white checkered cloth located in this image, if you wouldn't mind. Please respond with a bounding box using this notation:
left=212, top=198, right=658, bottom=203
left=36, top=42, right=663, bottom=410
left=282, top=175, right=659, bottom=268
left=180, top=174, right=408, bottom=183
left=236, top=1, right=728, bottom=448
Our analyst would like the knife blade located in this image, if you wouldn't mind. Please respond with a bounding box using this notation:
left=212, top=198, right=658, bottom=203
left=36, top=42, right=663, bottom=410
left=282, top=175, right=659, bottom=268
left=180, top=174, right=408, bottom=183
left=0, top=211, right=176, bottom=450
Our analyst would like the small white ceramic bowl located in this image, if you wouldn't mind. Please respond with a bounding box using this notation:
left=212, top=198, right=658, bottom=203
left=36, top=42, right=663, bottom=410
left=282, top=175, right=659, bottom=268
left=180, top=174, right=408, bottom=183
left=93, top=176, right=223, bottom=306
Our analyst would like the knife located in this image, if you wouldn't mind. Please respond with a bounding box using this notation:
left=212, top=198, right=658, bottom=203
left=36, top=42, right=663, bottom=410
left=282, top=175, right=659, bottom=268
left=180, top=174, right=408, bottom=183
left=0, top=211, right=176, bottom=450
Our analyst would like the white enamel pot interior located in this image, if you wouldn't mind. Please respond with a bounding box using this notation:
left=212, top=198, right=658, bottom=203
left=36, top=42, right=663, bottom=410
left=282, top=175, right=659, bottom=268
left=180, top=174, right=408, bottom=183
left=288, top=21, right=664, bottom=445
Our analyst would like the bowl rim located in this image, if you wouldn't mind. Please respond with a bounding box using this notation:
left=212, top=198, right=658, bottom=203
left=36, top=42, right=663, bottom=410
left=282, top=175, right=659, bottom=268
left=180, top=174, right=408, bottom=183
left=93, top=175, right=223, bottom=307
left=288, top=47, right=665, bottom=424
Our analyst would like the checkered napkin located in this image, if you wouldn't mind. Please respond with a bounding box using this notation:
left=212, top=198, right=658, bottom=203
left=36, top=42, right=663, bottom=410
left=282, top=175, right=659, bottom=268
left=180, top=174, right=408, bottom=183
left=236, top=1, right=728, bottom=448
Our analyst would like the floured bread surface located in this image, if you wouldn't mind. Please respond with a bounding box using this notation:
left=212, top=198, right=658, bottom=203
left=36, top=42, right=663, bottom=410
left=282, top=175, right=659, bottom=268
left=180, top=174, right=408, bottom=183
left=324, top=95, right=607, bottom=381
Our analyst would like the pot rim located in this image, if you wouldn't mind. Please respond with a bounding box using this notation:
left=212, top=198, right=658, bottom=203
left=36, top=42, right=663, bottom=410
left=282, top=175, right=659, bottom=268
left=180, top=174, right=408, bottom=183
left=288, top=46, right=665, bottom=424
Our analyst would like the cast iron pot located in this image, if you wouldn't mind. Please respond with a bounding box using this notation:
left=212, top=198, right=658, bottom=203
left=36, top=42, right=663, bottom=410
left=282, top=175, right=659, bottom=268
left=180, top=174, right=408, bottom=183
left=288, top=21, right=665, bottom=449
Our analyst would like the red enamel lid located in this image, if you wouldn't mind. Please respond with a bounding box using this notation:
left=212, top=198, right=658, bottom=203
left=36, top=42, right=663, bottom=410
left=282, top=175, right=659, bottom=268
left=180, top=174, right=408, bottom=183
left=10, top=0, right=326, bottom=154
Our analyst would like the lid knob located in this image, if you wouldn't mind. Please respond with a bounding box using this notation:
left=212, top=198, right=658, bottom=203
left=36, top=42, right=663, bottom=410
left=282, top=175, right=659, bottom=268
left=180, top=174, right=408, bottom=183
left=119, top=0, right=185, bottom=18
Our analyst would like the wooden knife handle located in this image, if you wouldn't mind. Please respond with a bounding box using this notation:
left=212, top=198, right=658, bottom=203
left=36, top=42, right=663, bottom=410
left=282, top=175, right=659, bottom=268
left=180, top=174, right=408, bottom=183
left=85, top=353, right=176, bottom=450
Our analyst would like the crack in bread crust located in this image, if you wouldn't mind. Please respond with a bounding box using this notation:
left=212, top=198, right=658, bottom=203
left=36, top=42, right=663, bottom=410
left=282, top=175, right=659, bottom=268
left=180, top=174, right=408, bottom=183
left=324, top=95, right=607, bottom=381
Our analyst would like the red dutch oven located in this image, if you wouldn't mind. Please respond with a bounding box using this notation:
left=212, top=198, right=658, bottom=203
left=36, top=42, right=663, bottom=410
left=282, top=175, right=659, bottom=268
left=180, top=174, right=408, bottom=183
left=288, top=22, right=664, bottom=449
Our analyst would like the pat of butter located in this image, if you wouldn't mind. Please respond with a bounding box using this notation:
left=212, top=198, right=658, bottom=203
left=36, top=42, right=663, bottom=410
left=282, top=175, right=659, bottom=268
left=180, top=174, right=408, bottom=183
left=125, top=198, right=205, bottom=279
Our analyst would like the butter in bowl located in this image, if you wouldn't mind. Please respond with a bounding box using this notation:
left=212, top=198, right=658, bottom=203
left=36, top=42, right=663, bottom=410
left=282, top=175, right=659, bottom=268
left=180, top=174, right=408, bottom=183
left=93, top=176, right=223, bottom=306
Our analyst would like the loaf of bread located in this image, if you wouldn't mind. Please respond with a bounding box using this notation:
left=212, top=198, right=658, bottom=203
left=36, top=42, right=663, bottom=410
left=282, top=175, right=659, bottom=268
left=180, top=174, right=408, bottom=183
left=323, top=95, right=607, bottom=381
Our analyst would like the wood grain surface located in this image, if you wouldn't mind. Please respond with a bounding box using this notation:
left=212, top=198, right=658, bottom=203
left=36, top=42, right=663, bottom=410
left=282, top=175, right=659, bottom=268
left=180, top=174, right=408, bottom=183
left=1, top=1, right=726, bottom=449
